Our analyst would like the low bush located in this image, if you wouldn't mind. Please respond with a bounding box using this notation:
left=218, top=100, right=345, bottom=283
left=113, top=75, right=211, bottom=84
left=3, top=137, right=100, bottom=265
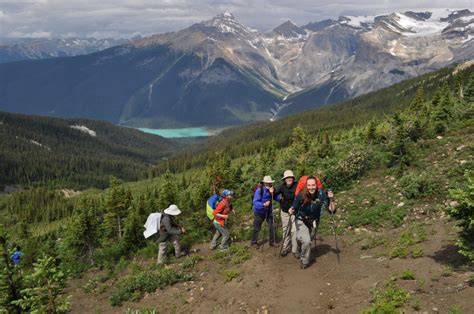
left=110, top=268, right=193, bottom=306
left=399, top=173, right=440, bottom=199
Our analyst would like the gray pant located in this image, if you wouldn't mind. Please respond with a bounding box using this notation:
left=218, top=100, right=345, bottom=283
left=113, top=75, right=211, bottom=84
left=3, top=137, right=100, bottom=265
left=210, top=221, right=230, bottom=250
left=296, top=219, right=314, bottom=266
left=157, top=234, right=181, bottom=264
left=280, top=211, right=298, bottom=254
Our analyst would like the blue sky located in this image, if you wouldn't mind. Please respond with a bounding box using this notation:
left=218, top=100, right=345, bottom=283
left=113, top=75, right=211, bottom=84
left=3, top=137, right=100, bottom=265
left=0, top=0, right=472, bottom=38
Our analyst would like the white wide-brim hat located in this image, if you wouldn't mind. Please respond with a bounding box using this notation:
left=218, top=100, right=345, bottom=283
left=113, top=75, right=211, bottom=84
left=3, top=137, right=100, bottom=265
left=164, top=204, right=182, bottom=216
left=282, top=170, right=295, bottom=180
left=262, top=175, right=275, bottom=184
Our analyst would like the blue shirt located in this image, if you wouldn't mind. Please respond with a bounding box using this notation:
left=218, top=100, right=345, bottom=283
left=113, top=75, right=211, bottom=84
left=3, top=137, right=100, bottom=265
left=252, top=186, right=281, bottom=215
left=11, top=251, right=23, bottom=265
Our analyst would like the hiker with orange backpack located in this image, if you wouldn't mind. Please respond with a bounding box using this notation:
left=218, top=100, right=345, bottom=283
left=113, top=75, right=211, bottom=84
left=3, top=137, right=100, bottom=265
left=251, top=176, right=281, bottom=248
left=274, top=170, right=299, bottom=257
left=210, top=190, right=234, bottom=251
left=289, top=176, right=335, bottom=269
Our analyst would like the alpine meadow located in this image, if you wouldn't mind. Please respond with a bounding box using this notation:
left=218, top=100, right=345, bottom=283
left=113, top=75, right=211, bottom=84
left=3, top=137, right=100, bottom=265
left=0, top=5, right=473, bottom=314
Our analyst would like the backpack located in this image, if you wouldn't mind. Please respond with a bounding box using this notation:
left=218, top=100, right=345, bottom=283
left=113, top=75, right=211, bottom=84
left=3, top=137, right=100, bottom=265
left=295, top=175, right=323, bottom=196
left=206, top=194, right=221, bottom=220
left=251, top=183, right=264, bottom=205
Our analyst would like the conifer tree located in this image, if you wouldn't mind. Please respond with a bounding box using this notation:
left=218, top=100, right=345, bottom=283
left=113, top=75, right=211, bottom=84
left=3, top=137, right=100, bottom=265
left=410, top=86, right=425, bottom=113
left=0, top=227, right=22, bottom=313
left=463, top=73, right=474, bottom=103
left=104, top=177, right=129, bottom=240
left=13, top=255, right=70, bottom=313
left=61, top=200, right=100, bottom=265
left=318, top=132, right=334, bottom=158
left=157, top=171, right=179, bottom=209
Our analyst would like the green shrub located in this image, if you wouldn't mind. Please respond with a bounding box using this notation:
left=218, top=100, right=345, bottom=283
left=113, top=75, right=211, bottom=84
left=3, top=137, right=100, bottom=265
left=212, top=245, right=251, bottom=266
left=325, top=150, right=371, bottom=190
left=181, top=255, right=204, bottom=270
left=364, top=282, right=411, bottom=313
left=390, top=224, right=427, bottom=259
left=399, top=173, right=440, bottom=199
left=361, top=235, right=386, bottom=250
left=347, top=204, right=407, bottom=229
left=400, top=270, right=415, bottom=280
left=221, top=269, right=240, bottom=282
left=447, top=171, right=474, bottom=261
left=110, top=268, right=193, bottom=306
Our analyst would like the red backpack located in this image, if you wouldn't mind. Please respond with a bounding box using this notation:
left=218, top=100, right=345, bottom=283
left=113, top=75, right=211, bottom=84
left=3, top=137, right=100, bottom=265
left=295, top=175, right=323, bottom=196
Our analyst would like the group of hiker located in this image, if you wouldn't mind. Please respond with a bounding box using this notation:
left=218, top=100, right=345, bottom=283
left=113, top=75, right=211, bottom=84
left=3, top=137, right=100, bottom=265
left=146, top=170, right=336, bottom=269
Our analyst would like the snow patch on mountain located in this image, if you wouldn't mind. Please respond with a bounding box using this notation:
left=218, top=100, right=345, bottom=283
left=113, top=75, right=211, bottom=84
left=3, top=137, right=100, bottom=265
left=339, top=15, right=375, bottom=29
left=394, top=12, right=449, bottom=36
left=70, top=125, right=97, bottom=137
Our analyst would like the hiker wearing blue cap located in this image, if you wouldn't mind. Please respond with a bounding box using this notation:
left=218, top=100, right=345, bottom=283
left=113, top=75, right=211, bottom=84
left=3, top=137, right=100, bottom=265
left=210, top=189, right=235, bottom=251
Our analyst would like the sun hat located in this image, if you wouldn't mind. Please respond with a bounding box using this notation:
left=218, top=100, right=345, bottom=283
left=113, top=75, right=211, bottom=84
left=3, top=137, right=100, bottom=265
left=164, top=204, right=182, bottom=216
left=262, top=175, right=275, bottom=184
left=282, top=170, right=295, bottom=180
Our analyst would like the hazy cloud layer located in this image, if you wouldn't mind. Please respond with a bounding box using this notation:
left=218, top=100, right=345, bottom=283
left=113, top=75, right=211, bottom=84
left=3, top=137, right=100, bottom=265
left=0, top=0, right=472, bottom=38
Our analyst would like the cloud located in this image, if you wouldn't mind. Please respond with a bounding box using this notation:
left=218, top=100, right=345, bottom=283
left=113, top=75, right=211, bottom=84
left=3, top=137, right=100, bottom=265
left=0, top=0, right=472, bottom=38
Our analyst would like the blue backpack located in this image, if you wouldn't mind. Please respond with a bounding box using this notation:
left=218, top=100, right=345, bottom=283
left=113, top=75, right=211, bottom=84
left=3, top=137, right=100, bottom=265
left=206, top=194, right=221, bottom=220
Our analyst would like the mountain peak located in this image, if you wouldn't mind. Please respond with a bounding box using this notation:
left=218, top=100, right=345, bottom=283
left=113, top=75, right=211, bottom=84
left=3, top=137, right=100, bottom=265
left=196, top=12, right=254, bottom=37
left=273, top=20, right=307, bottom=38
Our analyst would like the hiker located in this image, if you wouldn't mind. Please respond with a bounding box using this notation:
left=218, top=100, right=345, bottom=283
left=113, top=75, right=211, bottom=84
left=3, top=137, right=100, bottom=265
left=251, top=176, right=281, bottom=248
left=10, top=246, right=23, bottom=266
left=289, top=176, right=335, bottom=269
left=275, top=170, right=299, bottom=257
left=210, top=189, right=234, bottom=251
left=157, top=204, right=186, bottom=264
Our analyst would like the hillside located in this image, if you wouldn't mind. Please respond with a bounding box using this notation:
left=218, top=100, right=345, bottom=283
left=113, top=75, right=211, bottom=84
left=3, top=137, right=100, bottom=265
left=0, top=61, right=472, bottom=313
left=155, top=62, right=474, bottom=174
left=0, top=112, right=182, bottom=189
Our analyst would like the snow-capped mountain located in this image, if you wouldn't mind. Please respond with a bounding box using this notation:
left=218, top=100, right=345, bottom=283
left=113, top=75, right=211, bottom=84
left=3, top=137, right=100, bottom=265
left=0, top=37, right=131, bottom=63
left=0, top=9, right=472, bottom=127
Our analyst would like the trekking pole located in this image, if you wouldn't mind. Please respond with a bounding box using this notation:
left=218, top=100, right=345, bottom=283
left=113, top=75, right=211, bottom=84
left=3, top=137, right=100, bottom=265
left=329, top=211, right=340, bottom=264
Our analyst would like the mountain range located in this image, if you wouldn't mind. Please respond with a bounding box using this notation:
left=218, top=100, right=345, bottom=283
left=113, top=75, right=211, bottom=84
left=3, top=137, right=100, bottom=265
left=0, top=37, right=132, bottom=64
left=0, top=9, right=473, bottom=127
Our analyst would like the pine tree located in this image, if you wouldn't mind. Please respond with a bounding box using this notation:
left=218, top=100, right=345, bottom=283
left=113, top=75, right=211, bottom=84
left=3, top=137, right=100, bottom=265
left=463, top=73, right=474, bottom=103
left=122, top=204, right=146, bottom=252
left=157, top=171, right=179, bottom=209
left=318, top=132, right=334, bottom=158
left=366, top=119, right=378, bottom=144
left=0, top=227, right=23, bottom=314
left=104, top=177, right=129, bottom=240
left=13, top=255, right=70, bottom=313
left=410, top=86, right=425, bottom=113
left=447, top=171, right=474, bottom=261
left=61, top=200, right=100, bottom=266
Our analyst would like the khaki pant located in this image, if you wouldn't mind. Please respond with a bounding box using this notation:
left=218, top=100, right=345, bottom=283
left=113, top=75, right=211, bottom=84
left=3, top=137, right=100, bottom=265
left=295, top=219, right=314, bottom=266
left=157, top=234, right=181, bottom=264
left=280, top=211, right=298, bottom=254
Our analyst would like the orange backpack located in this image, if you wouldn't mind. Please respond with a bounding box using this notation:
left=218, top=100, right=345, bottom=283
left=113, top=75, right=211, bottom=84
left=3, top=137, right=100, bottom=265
left=295, top=175, right=323, bottom=196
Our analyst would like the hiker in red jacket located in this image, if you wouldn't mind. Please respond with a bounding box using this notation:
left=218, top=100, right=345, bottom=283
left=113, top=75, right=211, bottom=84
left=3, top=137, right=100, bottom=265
left=210, top=190, right=234, bottom=251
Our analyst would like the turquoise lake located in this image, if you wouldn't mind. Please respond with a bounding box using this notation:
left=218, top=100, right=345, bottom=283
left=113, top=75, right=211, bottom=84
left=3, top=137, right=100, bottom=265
left=137, top=127, right=209, bottom=138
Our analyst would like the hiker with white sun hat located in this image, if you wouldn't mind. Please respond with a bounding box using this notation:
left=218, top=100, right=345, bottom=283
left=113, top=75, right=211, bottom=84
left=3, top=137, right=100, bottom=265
left=157, top=204, right=186, bottom=264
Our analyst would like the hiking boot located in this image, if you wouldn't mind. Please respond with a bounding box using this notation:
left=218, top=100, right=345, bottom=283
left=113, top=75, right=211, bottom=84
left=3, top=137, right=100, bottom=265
left=219, top=247, right=229, bottom=252
left=250, top=242, right=259, bottom=249
left=293, top=252, right=300, bottom=259
left=300, top=262, right=309, bottom=269
left=280, top=250, right=288, bottom=257
left=176, top=252, right=186, bottom=258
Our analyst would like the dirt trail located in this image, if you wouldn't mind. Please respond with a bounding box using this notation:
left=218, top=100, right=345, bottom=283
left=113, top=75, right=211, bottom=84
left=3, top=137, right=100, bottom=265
left=69, top=217, right=473, bottom=313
